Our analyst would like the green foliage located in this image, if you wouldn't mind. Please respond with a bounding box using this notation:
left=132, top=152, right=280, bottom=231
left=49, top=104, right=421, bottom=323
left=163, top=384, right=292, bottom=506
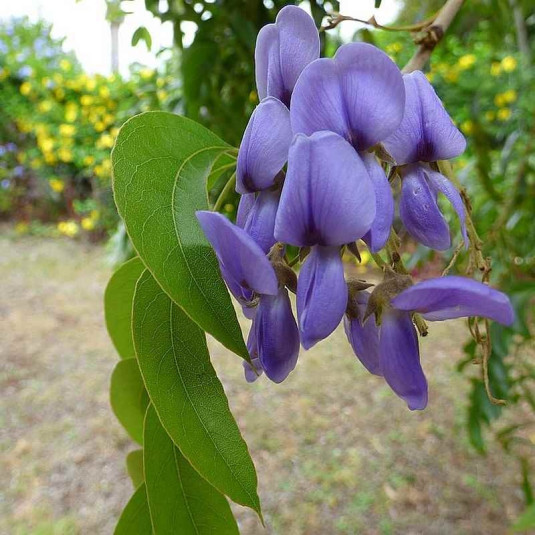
left=105, top=257, right=145, bottom=359
left=0, top=16, right=177, bottom=236
left=144, top=404, right=239, bottom=534
left=132, top=269, right=260, bottom=514
left=110, top=358, right=149, bottom=445
left=114, top=483, right=152, bottom=535
left=126, top=449, right=144, bottom=489
left=111, top=111, right=248, bottom=359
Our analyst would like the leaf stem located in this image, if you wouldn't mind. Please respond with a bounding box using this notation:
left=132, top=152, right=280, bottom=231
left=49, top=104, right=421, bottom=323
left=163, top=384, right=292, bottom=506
left=213, top=172, right=236, bottom=213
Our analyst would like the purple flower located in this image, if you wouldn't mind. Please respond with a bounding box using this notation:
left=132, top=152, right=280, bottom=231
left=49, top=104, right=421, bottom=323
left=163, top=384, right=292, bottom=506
left=254, top=287, right=300, bottom=382
left=399, top=163, right=467, bottom=250
left=391, top=276, right=515, bottom=325
left=255, top=5, right=320, bottom=107
left=196, top=211, right=278, bottom=300
left=236, top=97, right=292, bottom=194
left=290, top=42, right=405, bottom=151
left=236, top=190, right=279, bottom=254
left=345, top=276, right=513, bottom=410
left=243, top=323, right=263, bottom=383
left=275, top=131, right=375, bottom=246
left=383, top=71, right=466, bottom=165
left=274, top=131, right=375, bottom=347
left=361, top=153, right=395, bottom=253
left=298, top=245, right=347, bottom=349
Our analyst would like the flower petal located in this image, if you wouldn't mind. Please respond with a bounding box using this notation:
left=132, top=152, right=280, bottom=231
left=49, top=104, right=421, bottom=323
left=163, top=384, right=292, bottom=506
left=425, top=169, right=468, bottom=248
left=196, top=211, right=278, bottom=296
left=291, top=42, right=405, bottom=151
left=297, top=245, right=347, bottom=349
left=391, top=276, right=514, bottom=326
left=399, top=164, right=451, bottom=250
left=361, top=153, right=394, bottom=253
left=275, top=131, right=375, bottom=247
left=236, top=193, right=255, bottom=228
left=242, top=190, right=279, bottom=253
left=255, top=288, right=300, bottom=383
left=255, top=5, right=320, bottom=106
left=236, top=97, right=292, bottom=194
left=243, top=327, right=263, bottom=383
left=344, top=292, right=382, bottom=376
left=383, top=71, right=466, bottom=164
left=380, top=310, right=428, bottom=410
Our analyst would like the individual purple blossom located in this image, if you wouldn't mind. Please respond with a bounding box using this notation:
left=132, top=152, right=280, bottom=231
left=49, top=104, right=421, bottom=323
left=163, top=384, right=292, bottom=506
left=383, top=71, right=466, bottom=165
left=290, top=42, right=405, bottom=152
left=255, top=5, right=320, bottom=107
left=236, top=97, right=292, bottom=194
left=236, top=190, right=279, bottom=254
left=275, top=131, right=375, bottom=347
left=399, top=163, right=468, bottom=250
left=197, top=211, right=299, bottom=383
left=345, top=277, right=514, bottom=410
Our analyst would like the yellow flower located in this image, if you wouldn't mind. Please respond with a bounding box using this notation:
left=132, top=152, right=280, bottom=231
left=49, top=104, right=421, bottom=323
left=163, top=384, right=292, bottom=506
left=494, top=93, right=506, bottom=107
left=248, top=90, right=258, bottom=103
left=460, top=120, right=474, bottom=135
left=110, top=127, right=120, bottom=138
left=85, top=78, right=97, bottom=91
left=497, top=108, right=512, bottom=121
left=485, top=110, right=495, bottom=121
left=20, top=82, right=31, bottom=95
left=80, top=95, right=94, bottom=106
left=99, top=86, right=111, bottom=98
left=49, top=178, right=65, bottom=193
left=57, top=221, right=79, bottom=237
left=502, top=89, right=517, bottom=103
left=60, top=59, right=72, bottom=71
left=39, top=137, right=54, bottom=153
left=41, top=76, right=51, bottom=87
left=81, top=217, right=96, bottom=231
left=30, top=158, right=42, bottom=169
left=0, top=68, right=9, bottom=81
left=98, top=133, right=114, bottom=149
left=53, top=73, right=63, bottom=84
left=58, top=147, right=73, bottom=162
left=89, top=209, right=100, bottom=220
left=140, top=68, right=154, bottom=80
left=157, top=90, right=168, bottom=101
left=156, top=78, right=165, bottom=88
left=44, top=152, right=57, bottom=165
left=15, top=222, right=29, bottom=234
left=55, top=88, right=65, bottom=100
left=425, top=72, right=435, bottom=82
left=386, top=42, right=403, bottom=55
left=490, top=62, right=501, bottom=77
left=501, top=56, right=517, bottom=72
left=94, top=121, right=106, bottom=132
left=65, top=105, right=78, bottom=123
left=83, top=155, right=95, bottom=166
left=457, top=54, right=476, bottom=70
left=444, top=69, right=459, bottom=83
left=38, top=100, right=53, bottom=113
left=59, top=124, right=76, bottom=137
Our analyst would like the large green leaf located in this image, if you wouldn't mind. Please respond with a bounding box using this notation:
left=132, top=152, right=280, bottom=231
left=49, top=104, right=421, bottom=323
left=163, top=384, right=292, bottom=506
left=105, top=257, right=145, bottom=359
left=132, top=269, right=261, bottom=515
left=110, top=358, right=150, bottom=445
left=144, top=404, right=239, bottom=534
left=112, top=111, right=248, bottom=361
left=114, top=483, right=152, bottom=535
left=126, top=449, right=144, bottom=489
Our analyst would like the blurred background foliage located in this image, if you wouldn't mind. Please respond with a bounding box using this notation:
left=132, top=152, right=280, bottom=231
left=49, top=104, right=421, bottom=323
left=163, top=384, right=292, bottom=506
left=0, top=0, right=533, bottom=528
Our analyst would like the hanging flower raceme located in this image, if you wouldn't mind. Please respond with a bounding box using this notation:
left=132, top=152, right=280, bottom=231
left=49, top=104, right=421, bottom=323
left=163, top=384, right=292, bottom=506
left=345, top=275, right=514, bottom=410
left=383, top=71, right=468, bottom=250
left=197, top=211, right=299, bottom=383
left=255, top=5, right=320, bottom=107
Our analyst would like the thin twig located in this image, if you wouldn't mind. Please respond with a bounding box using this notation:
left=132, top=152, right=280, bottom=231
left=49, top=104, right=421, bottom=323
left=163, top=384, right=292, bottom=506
left=402, top=0, right=466, bottom=73
left=321, top=12, right=436, bottom=33
left=213, top=171, right=236, bottom=212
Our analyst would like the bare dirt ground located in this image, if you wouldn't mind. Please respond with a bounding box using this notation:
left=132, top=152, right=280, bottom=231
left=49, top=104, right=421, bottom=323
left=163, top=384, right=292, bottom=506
left=0, top=232, right=525, bottom=534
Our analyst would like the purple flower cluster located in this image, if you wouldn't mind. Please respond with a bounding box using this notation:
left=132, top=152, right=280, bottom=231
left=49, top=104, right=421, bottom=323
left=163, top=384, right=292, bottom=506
left=196, top=7, right=514, bottom=408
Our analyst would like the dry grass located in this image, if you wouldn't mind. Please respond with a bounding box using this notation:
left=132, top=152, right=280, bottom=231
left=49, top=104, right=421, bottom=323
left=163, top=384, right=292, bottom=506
left=0, top=231, right=524, bottom=534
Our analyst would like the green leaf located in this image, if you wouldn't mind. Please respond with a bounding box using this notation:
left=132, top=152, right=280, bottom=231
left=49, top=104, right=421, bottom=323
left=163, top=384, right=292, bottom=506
left=513, top=503, right=535, bottom=532
left=126, top=449, right=144, bottom=489
left=110, top=358, right=150, bottom=445
left=112, top=111, right=248, bottom=361
left=132, top=269, right=261, bottom=515
left=114, top=483, right=152, bottom=535
left=132, top=26, right=152, bottom=50
left=144, top=404, right=239, bottom=534
left=105, top=257, right=145, bottom=359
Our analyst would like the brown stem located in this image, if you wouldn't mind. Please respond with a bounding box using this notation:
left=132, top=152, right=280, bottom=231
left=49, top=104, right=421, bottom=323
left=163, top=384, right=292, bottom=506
left=402, top=0, right=465, bottom=73
left=321, top=12, right=436, bottom=33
